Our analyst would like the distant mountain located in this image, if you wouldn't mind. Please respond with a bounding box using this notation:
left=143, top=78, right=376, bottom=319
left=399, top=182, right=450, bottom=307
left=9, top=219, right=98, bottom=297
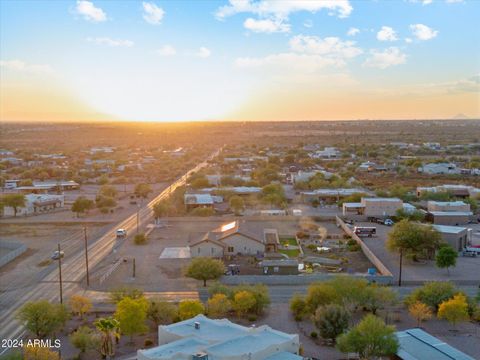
left=452, top=113, right=469, bottom=119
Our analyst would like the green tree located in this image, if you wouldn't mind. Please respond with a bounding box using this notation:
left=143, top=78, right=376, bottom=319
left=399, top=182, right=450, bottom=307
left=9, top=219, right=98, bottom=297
left=229, top=195, right=245, bottom=215
left=436, top=246, right=458, bottom=275
left=71, top=196, right=94, bottom=217
left=153, top=200, right=170, bottom=220
left=17, top=301, right=69, bottom=338
left=394, top=208, right=425, bottom=222
left=2, top=193, right=26, bottom=217
left=232, top=284, right=270, bottom=315
left=207, top=293, right=232, bottom=318
left=69, top=326, right=100, bottom=358
left=134, top=183, right=152, bottom=199
left=336, top=314, right=399, bottom=360
left=147, top=300, right=178, bottom=327
left=134, top=233, right=147, bottom=245
left=290, top=294, right=308, bottom=321
left=114, top=297, right=149, bottom=342
left=99, top=185, right=117, bottom=199
left=404, top=281, right=457, bottom=311
left=178, top=300, right=205, bottom=320
left=260, top=183, right=286, bottom=208
left=97, top=175, right=109, bottom=185
left=305, top=283, right=339, bottom=313
left=232, top=291, right=256, bottom=317
left=185, top=257, right=225, bottom=287
left=190, top=177, right=210, bottom=189
left=314, top=304, right=350, bottom=342
left=438, top=294, right=470, bottom=329
left=362, top=285, right=397, bottom=315
left=94, top=317, right=120, bottom=359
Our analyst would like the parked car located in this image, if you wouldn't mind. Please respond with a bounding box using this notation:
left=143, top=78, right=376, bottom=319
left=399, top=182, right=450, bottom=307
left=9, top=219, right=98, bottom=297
left=384, top=219, right=394, bottom=226
left=51, top=250, right=64, bottom=260
left=462, top=249, right=477, bottom=257
left=116, top=229, right=127, bottom=238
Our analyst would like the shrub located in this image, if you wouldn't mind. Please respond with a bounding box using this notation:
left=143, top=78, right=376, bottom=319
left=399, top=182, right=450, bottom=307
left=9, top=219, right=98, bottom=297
left=310, top=331, right=318, bottom=339
left=290, top=294, right=307, bottom=321
left=404, top=282, right=456, bottom=311
left=144, top=339, right=153, bottom=347
left=314, top=304, right=350, bottom=342
left=178, top=300, right=205, bottom=320
left=134, top=233, right=147, bottom=245
left=189, top=207, right=215, bottom=216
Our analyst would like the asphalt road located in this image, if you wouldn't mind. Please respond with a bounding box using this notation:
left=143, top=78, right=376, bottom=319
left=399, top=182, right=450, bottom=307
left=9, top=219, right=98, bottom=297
left=0, top=148, right=221, bottom=352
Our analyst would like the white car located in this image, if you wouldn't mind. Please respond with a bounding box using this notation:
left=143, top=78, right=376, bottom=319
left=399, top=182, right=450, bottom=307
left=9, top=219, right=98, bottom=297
left=116, top=229, right=127, bottom=238
left=51, top=250, right=64, bottom=260
left=384, top=219, right=394, bottom=226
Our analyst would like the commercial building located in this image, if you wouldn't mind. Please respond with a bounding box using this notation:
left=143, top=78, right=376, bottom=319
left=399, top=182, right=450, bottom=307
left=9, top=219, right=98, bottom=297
left=342, top=197, right=403, bottom=217
left=2, top=194, right=64, bottom=217
left=432, top=225, right=470, bottom=251
left=396, top=328, right=474, bottom=360
left=137, top=315, right=302, bottom=360
left=426, top=201, right=472, bottom=225
left=190, top=220, right=265, bottom=257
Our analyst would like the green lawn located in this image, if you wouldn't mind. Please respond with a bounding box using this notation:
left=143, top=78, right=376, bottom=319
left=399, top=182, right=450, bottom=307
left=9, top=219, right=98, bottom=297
left=279, top=248, right=300, bottom=258
left=280, top=237, right=297, bottom=246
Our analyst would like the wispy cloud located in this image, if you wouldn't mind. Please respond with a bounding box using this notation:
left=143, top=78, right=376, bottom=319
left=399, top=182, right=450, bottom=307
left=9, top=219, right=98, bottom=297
left=196, top=47, right=211, bottom=58
left=142, top=1, right=165, bottom=25
left=347, top=27, right=360, bottom=36
left=377, top=26, right=398, bottom=42
left=75, top=0, right=106, bottom=22
left=410, top=24, right=438, bottom=40
left=0, top=59, right=53, bottom=74
left=363, top=47, right=406, bottom=69
left=244, top=18, right=290, bottom=33
left=157, top=45, right=176, bottom=56
left=86, top=37, right=134, bottom=47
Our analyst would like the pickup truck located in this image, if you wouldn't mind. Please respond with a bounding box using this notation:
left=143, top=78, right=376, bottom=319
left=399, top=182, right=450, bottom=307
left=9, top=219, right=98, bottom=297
left=116, top=229, right=127, bottom=238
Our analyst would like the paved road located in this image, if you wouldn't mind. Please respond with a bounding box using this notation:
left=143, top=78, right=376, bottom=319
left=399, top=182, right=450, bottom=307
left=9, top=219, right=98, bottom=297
left=0, top=148, right=221, bottom=352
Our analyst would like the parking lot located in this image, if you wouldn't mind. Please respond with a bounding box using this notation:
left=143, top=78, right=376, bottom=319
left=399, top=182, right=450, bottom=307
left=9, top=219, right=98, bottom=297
left=356, top=222, right=480, bottom=283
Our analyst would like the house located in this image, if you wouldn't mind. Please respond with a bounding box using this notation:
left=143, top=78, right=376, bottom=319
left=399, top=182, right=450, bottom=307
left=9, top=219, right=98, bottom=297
left=418, top=163, right=460, bottom=175
left=184, top=194, right=223, bottom=211
left=422, top=142, right=442, bottom=150
left=358, top=161, right=377, bottom=172
left=310, top=147, right=341, bottom=159
left=301, top=188, right=365, bottom=204
left=342, top=197, right=403, bottom=217
left=3, top=194, right=64, bottom=217
left=260, top=259, right=299, bottom=275
left=190, top=220, right=265, bottom=257
left=416, top=184, right=479, bottom=199
left=432, top=225, right=471, bottom=251
left=292, top=170, right=333, bottom=184
left=396, top=328, right=474, bottom=360
left=137, top=315, right=302, bottom=360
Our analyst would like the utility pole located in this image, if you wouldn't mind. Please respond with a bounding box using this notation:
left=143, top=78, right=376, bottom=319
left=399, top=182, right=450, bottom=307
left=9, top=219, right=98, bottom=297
left=136, top=206, right=140, bottom=234
left=57, top=243, right=63, bottom=304
left=398, top=248, right=403, bottom=287
left=132, top=258, right=136, bottom=278
left=84, top=226, right=90, bottom=287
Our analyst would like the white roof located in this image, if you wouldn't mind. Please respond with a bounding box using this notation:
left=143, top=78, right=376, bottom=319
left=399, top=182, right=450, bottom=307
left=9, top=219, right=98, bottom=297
left=432, top=225, right=468, bottom=234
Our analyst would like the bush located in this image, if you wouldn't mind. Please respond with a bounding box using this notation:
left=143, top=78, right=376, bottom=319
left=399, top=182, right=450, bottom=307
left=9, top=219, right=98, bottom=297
left=310, top=331, right=318, bottom=339
left=134, top=233, right=147, bottom=245
left=314, top=304, right=350, bottom=342
left=109, top=287, right=144, bottom=303
left=290, top=294, right=307, bottom=321
left=404, top=282, right=456, bottom=311
left=144, top=339, right=154, bottom=347
left=178, top=300, right=205, bottom=320
left=189, top=207, right=215, bottom=216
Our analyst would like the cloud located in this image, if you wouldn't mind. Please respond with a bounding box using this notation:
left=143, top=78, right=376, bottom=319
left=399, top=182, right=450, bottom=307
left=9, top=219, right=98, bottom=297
left=376, top=26, right=398, bottom=41
left=405, top=38, right=413, bottom=43
left=196, top=47, right=211, bottom=58
left=347, top=27, right=360, bottom=36
left=303, top=20, right=313, bottom=28
left=157, top=45, right=176, bottom=56
left=410, top=24, right=438, bottom=40
left=423, top=0, right=433, bottom=4
left=0, top=59, right=53, bottom=74
left=215, top=0, right=353, bottom=19
left=445, top=0, right=464, bottom=3
left=142, top=1, right=165, bottom=25
left=75, top=1, right=106, bottom=22
left=244, top=18, right=290, bottom=33
left=86, top=37, right=134, bottom=47
left=363, top=47, right=406, bottom=69
left=235, top=34, right=362, bottom=72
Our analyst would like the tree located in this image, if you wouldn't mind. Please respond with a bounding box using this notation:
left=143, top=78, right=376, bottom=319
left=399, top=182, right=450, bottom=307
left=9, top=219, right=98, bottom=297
left=185, top=257, right=225, bottom=287
left=387, top=220, right=441, bottom=285
left=94, top=317, right=120, bottom=359
left=305, top=283, right=339, bottom=313
left=232, top=284, right=270, bottom=315
left=260, top=184, right=286, bottom=208
left=232, top=291, right=256, bottom=317
left=99, top=185, right=117, bottom=199
left=438, top=294, right=470, bottom=329
left=17, top=301, right=69, bottom=338
left=69, top=295, right=92, bottom=320
left=207, top=293, right=231, bottom=318
left=153, top=200, right=170, bottom=220
left=69, top=326, right=100, bottom=357
left=190, top=177, right=210, bottom=189
left=2, top=193, right=26, bottom=217
left=336, top=314, right=399, bottom=359
left=178, top=300, right=205, bottom=320
left=395, top=208, right=425, bottom=222
left=147, top=300, right=178, bottom=327
left=328, top=276, right=368, bottom=313
left=115, top=297, right=149, bottom=342
left=109, top=287, right=144, bottom=304
left=408, top=301, right=433, bottom=328
left=404, top=281, right=457, bottom=311
left=229, top=195, right=245, bottom=215
left=134, top=183, right=152, bottom=199
left=71, top=196, right=94, bottom=217
left=436, top=246, right=458, bottom=275
left=362, top=285, right=397, bottom=315
left=314, top=304, right=350, bottom=343
left=290, top=294, right=308, bottom=321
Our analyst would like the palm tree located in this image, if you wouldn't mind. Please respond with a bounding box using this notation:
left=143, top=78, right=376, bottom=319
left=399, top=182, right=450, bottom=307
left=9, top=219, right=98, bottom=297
left=94, top=317, right=120, bottom=359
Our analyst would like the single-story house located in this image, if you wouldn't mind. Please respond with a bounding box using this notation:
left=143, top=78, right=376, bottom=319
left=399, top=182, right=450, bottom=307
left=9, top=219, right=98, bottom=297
left=395, top=328, right=474, bottom=360
left=184, top=194, right=223, bottom=211
left=190, top=220, right=265, bottom=257
left=301, top=188, right=365, bottom=204
left=418, top=163, right=460, bottom=175
left=416, top=185, right=479, bottom=199
left=3, top=194, right=64, bottom=217
left=137, top=315, right=301, bottom=360
left=343, top=197, right=403, bottom=217
left=427, top=201, right=470, bottom=212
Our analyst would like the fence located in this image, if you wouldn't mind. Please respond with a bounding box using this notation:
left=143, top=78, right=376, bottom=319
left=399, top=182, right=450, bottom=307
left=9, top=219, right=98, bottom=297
left=0, top=240, right=27, bottom=268
left=335, top=216, right=393, bottom=277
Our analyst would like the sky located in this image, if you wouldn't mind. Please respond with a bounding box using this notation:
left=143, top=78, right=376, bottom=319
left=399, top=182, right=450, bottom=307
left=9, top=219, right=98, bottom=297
left=0, top=0, right=479, bottom=122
